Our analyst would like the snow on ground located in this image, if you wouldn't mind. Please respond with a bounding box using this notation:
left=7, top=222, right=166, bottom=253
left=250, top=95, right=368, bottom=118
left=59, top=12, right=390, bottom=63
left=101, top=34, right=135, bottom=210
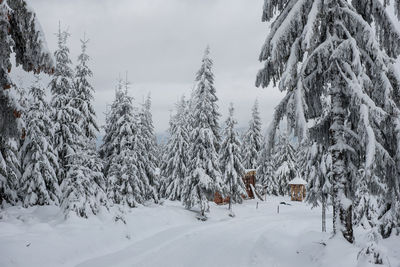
left=0, top=197, right=399, bottom=267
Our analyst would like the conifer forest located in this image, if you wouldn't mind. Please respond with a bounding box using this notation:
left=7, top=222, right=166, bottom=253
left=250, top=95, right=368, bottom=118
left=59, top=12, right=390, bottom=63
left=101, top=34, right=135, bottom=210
left=0, top=0, right=400, bottom=266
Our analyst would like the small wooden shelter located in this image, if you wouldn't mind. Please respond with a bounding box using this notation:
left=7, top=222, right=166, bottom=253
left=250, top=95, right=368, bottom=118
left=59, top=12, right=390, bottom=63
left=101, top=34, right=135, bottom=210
left=214, top=169, right=256, bottom=205
left=288, top=177, right=307, bottom=201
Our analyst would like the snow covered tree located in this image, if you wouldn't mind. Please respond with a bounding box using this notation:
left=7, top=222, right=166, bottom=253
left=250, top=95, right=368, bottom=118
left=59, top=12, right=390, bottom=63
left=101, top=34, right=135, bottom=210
left=257, top=139, right=278, bottom=196
left=160, top=96, right=190, bottom=200
left=73, top=35, right=99, bottom=140
left=19, top=76, right=60, bottom=207
left=0, top=0, right=53, bottom=139
left=182, top=46, right=223, bottom=218
left=49, top=25, right=79, bottom=185
left=0, top=0, right=53, bottom=206
left=241, top=99, right=262, bottom=170
left=61, top=146, right=107, bottom=218
left=256, top=0, right=400, bottom=242
left=273, top=132, right=296, bottom=196
left=220, top=103, right=246, bottom=212
left=300, top=141, right=331, bottom=232
left=0, top=137, right=20, bottom=206
left=137, top=94, right=159, bottom=202
left=103, top=79, right=150, bottom=207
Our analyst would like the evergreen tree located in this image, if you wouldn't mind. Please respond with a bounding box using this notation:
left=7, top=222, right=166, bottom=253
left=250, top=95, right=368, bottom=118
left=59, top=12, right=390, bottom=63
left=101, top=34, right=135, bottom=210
left=0, top=0, right=53, bottom=139
left=73, top=35, right=99, bottom=140
left=137, top=94, right=159, bottom=202
left=241, top=99, right=262, bottom=170
left=256, top=0, right=400, bottom=243
left=273, top=132, right=296, bottom=196
left=0, top=0, right=53, bottom=206
left=104, top=80, right=148, bottom=207
left=20, top=76, right=60, bottom=207
left=220, top=103, right=246, bottom=212
left=61, top=146, right=107, bottom=218
left=182, top=47, right=223, bottom=219
left=49, top=26, right=79, bottom=185
left=0, top=137, right=20, bottom=206
left=300, top=141, right=331, bottom=232
left=161, top=96, right=190, bottom=200
left=257, top=139, right=278, bottom=196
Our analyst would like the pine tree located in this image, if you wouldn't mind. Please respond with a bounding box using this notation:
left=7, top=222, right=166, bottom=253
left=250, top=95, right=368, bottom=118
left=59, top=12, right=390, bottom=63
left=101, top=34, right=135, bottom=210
left=256, top=0, right=400, bottom=242
left=0, top=0, right=53, bottom=139
left=0, top=137, right=20, bottom=206
left=49, top=25, right=79, bottom=185
left=0, top=0, right=53, bottom=206
left=257, top=139, right=278, bottom=196
left=182, top=47, right=223, bottom=219
left=161, top=96, right=190, bottom=200
left=241, top=99, right=262, bottom=170
left=61, top=146, right=107, bottom=218
left=73, top=35, right=99, bottom=140
left=19, top=76, right=60, bottom=207
left=300, top=141, right=331, bottom=232
left=273, top=132, right=296, bottom=196
left=104, top=80, right=147, bottom=207
left=137, top=94, right=159, bottom=202
left=220, top=103, right=246, bottom=213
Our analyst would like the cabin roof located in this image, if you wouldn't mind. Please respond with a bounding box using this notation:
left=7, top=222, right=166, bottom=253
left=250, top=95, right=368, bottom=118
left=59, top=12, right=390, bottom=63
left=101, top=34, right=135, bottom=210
left=288, top=177, right=307, bottom=185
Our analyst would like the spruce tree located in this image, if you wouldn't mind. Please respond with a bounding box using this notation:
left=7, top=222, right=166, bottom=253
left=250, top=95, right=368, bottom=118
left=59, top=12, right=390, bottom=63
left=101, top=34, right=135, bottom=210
left=104, top=80, right=147, bottom=207
left=137, top=95, right=159, bottom=202
left=257, top=140, right=278, bottom=196
left=0, top=0, right=53, bottom=206
left=241, top=99, right=262, bottom=170
left=161, top=96, right=190, bottom=200
left=73, top=35, right=99, bottom=140
left=49, top=26, right=79, bottom=185
left=256, top=0, right=400, bottom=243
left=182, top=47, right=223, bottom=219
left=220, top=103, right=246, bottom=213
left=0, top=137, right=20, bottom=206
left=273, top=132, right=296, bottom=196
left=20, top=76, right=60, bottom=207
left=0, top=0, right=53, bottom=139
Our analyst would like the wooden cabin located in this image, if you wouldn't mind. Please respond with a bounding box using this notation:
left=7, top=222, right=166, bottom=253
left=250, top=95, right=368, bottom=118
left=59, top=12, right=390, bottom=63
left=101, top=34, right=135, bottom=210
left=288, top=177, right=307, bottom=201
left=214, top=169, right=256, bottom=205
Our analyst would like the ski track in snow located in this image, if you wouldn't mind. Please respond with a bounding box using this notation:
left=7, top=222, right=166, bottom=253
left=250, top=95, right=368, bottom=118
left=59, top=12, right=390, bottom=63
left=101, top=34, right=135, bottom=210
left=75, top=202, right=325, bottom=267
left=1, top=197, right=399, bottom=267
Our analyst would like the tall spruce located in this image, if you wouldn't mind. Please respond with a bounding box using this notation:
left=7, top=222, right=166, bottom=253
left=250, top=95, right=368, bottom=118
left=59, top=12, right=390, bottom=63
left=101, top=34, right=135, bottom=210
left=161, top=96, right=190, bottom=200
left=73, top=35, right=99, bottom=140
left=0, top=0, right=53, bottom=206
left=273, top=132, right=296, bottom=196
left=20, top=76, right=60, bottom=207
left=49, top=26, right=79, bottom=185
left=60, top=34, right=107, bottom=218
left=182, top=47, right=223, bottom=218
left=104, top=79, right=149, bottom=207
left=256, top=0, right=400, bottom=243
left=241, top=99, right=262, bottom=170
left=257, top=139, right=278, bottom=196
left=137, top=94, right=159, bottom=202
left=220, top=103, right=246, bottom=212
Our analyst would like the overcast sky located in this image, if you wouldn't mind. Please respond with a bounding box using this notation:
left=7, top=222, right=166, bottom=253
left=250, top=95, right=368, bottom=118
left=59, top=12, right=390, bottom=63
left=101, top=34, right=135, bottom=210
left=24, top=0, right=284, bottom=135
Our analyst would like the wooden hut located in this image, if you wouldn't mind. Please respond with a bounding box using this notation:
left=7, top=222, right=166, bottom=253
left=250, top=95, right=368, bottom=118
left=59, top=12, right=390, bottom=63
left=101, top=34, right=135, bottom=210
left=214, top=169, right=256, bottom=205
left=288, top=177, right=307, bottom=201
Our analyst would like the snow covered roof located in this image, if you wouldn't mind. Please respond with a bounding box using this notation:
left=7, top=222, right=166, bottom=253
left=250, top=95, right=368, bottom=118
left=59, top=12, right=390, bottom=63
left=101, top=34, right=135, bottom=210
left=245, top=169, right=256, bottom=172
left=288, top=177, right=307, bottom=185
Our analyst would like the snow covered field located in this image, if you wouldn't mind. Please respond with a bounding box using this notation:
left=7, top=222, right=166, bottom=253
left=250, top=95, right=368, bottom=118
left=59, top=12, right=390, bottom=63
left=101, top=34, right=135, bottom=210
left=0, top=197, right=399, bottom=267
